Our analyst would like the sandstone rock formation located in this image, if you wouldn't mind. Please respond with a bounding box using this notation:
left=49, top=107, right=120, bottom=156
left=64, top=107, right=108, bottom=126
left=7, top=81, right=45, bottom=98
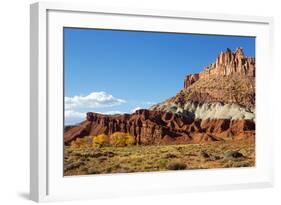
left=184, top=73, right=200, bottom=89
left=153, top=48, right=255, bottom=112
left=200, top=48, right=255, bottom=78
left=183, top=48, right=255, bottom=89
left=152, top=73, right=255, bottom=111
left=64, top=109, right=255, bottom=145
left=64, top=48, right=255, bottom=145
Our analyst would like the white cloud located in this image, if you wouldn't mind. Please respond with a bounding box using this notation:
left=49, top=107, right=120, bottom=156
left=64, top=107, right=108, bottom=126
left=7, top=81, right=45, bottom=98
left=131, top=107, right=142, bottom=113
left=64, top=109, right=125, bottom=125
left=65, top=91, right=126, bottom=109
left=64, top=110, right=86, bottom=125
left=102, top=110, right=124, bottom=115
left=65, top=110, right=85, bottom=118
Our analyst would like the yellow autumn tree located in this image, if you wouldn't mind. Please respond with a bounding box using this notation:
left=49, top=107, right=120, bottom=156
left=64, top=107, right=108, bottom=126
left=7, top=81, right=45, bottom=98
left=92, top=134, right=109, bottom=147
left=109, top=132, right=135, bottom=147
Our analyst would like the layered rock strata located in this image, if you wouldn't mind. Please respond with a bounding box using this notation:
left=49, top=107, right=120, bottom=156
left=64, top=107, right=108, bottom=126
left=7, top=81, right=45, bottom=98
left=183, top=48, right=255, bottom=89
left=152, top=48, right=255, bottom=117
left=64, top=109, right=255, bottom=145
left=64, top=48, right=255, bottom=145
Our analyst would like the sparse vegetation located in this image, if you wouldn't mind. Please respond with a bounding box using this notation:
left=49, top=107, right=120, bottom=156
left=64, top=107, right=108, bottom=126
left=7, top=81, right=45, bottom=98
left=92, top=134, right=109, bottom=147
left=167, top=160, right=187, bottom=170
left=91, top=132, right=135, bottom=148
left=64, top=138, right=255, bottom=176
left=109, top=132, right=135, bottom=147
left=70, top=137, right=92, bottom=149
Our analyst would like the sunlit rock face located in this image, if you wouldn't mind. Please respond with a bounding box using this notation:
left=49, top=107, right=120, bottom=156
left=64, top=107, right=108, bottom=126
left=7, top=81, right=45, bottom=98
left=160, top=102, right=255, bottom=121
left=184, top=74, right=200, bottom=89
left=64, top=48, right=255, bottom=145
left=183, top=48, right=255, bottom=88
left=196, top=48, right=255, bottom=81
left=64, top=109, right=255, bottom=145
left=152, top=48, right=255, bottom=115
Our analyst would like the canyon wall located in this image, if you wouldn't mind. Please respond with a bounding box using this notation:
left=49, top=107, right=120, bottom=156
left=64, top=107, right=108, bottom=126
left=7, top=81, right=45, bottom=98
left=64, top=109, right=255, bottom=145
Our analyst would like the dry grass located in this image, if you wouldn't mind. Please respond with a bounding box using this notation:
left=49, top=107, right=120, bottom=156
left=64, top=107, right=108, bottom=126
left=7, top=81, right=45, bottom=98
left=64, top=139, right=255, bottom=176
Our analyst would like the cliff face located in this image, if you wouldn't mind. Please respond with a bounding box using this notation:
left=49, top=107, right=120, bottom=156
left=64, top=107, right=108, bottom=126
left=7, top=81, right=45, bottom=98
left=152, top=48, right=255, bottom=113
left=184, top=48, right=255, bottom=89
left=64, top=109, right=255, bottom=145
left=64, top=48, right=255, bottom=145
left=184, top=74, right=200, bottom=89
left=153, top=73, right=255, bottom=110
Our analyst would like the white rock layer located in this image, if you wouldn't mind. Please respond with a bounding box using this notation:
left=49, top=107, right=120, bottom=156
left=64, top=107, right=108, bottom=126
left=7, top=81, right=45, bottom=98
left=163, top=102, right=255, bottom=120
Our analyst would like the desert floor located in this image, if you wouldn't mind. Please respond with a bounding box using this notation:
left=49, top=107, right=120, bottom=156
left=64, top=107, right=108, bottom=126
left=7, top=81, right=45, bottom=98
left=64, top=139, right=255, bottom=176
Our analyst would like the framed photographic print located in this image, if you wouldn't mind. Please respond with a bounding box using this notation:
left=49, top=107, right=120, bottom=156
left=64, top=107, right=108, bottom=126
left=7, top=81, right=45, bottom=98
left=30, top=2, right=274, bottom=202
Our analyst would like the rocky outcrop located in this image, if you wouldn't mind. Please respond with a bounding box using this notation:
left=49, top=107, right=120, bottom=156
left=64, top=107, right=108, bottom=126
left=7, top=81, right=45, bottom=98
left=64, top=109, right=255, bottom=145
left=64, top=48, right=256, bottom=145
left=184, top=74, right=200, bottom=89
left=152, top=72, right=255, bottom=111
left=153, top=48, right=255, bottom=113
left=154, top=101, right=255, bottom=121
left=183, top=48, right=255, bottom=89
left=200, top=48, right=255, bottom=78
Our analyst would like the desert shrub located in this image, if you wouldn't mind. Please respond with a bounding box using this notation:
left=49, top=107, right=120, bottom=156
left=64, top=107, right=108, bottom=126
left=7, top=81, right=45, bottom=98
left=97, top=156, right=108, bottom=162
left=167, top=160, right=187, bottom=170
left=70, top=137, right=91, bottom=148
left=92, top=134, right=109, bottom=147
left=87, top=167, right=101, bottom=175
left=109, top=132, right=135, bottom=147
left=158, top=159, right=168, bottom=168
left=64, top=161, right=84, bottom=172
left=125, top=134, right=135, bottom=146
left=224, top=150, right=244, bottom=159
left=163, top=153, right=177, bottom=159
left=70, top=139, right=80, bottom=148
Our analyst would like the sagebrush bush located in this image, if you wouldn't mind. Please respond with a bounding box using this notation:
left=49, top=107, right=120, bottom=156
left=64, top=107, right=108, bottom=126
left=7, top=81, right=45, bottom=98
left=167, top=160, right=187, bottom=170
left=92, top=134, right=109, bottom=147
left=70, top=137, right=91, bottom=148
left=109, top=132, right=135, bottom=147
left=70, top=138, right=81, bottom=148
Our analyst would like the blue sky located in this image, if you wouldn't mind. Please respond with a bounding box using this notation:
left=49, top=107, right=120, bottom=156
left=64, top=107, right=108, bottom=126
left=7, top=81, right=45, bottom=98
left=64, top=27, right=255, bottom=125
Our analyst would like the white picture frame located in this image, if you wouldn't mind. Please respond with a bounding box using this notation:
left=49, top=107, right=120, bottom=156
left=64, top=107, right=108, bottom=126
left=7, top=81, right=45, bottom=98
left=30, top=1, right=274, bottom=202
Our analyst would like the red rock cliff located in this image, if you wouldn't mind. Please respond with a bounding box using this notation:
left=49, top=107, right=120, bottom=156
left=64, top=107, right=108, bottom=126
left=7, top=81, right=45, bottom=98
left=184, top=48, right=255, bottom=89
left=64, top=109, right=255, bottom=145
left=64, top=48, right=255, bottom=145
left=184, top=74, right=200, bottom=89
